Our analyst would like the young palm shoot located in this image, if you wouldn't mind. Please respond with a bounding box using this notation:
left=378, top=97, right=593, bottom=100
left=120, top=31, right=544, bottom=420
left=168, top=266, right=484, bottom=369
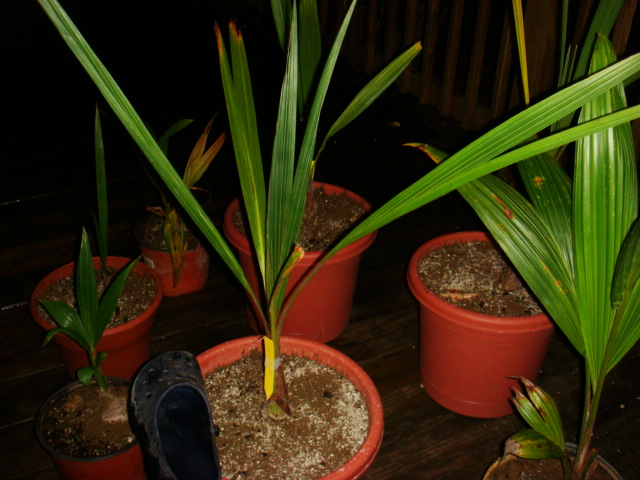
left=40, top=228, right=140, bottom=390
left=92, top=107, right=109, bottom=284
left=146, top=117, right=226, bottom=286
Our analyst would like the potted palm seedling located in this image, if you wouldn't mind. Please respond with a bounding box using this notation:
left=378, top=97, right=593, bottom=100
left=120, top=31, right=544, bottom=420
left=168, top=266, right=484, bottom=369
left=30, top=107, right=163, bottom=379
left=219, top=0, right=402, bottom=343
left=37, top=0, right=640, bottom=476
left=417, top=2, right=639, bottom=477
left=136, top=116, right=226, bottom=297
left=35, top=227, right=146, bottom=480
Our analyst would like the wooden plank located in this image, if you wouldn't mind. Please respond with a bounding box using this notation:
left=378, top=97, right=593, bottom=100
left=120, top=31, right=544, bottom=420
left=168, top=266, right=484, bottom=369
left=383, top=0, right=399, bottom=61
left=611, top=0, right=637, bottom=55
left=400, top=0, right=419, bottom=92
left=419, top=0, right=441, bottom=105
left=365, top=0, right=379, bottom=73
left=441, top=0, right=465, bottom=116
left=462, top=0, right=492, bottom=129
left=490, top=8, right=513, bottom=121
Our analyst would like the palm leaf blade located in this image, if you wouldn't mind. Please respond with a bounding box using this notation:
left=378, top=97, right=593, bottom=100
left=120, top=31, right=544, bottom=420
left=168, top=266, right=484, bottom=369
left=318, top=41, right=422, bottom=158
left=574, top=36, right=637, bottom=381
left=458, top=175, right=582, bottom=352
left=266, top=6, right=300, bottom=297
left=298, top=0, right=322, bottom=111
left=95, top=258, right=140, bottom=340
left=38, top=0, right=253, bottom=302
left=517, top=151, right=573, bottom=272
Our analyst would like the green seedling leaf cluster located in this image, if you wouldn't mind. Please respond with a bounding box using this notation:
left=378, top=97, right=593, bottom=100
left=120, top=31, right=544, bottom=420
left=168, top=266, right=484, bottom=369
left=40, top=228, right=140, bottom=390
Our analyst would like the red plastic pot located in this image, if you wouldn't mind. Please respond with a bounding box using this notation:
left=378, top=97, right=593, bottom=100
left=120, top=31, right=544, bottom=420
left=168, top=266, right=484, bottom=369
left=407, top=231, right=554, bottom=418
left=135, top=227, right=209, bottom=297
left=196, top=335, right=384, bottom=480
left=35, top=378, right=146, bottom=480
left=223, top=183, right=376, bottom=343
left=30, top=256, right=163, bottom=380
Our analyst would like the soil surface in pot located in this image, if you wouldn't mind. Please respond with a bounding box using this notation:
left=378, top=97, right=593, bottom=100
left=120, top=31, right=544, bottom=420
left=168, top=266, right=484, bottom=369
left=486, top=455, right=615, bottom=480
left=418, top=240, right=543, bottom=317
left=136, top=212, right=201, bottom=250
left=37, top=265, right=157, bottom=328
left=203, top=351, right=369, bottom=480
left=41, top=383, right=135, bottom=457
left=233, top=186, right=367, bottom=251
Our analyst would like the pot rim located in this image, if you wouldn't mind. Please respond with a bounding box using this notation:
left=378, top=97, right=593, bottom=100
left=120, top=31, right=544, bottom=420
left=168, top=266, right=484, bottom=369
left=196, top=335, right=384, bottom=480
left=223, top=182, right=377, bottom=264
left=35, top=377, right=139, bottom=463
left=407, top=231, right=553, bottom=331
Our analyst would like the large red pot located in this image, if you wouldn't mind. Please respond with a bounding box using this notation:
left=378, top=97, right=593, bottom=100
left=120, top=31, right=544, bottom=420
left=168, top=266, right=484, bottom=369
left=135, top=220, right=210, bottom=297
left=196, top=335, right=384, bottom=480
left=223, top=183, right=376, bottom=343
left=30, top=256, right=163, bottom=380
left=407, top=231, right=554, bottom=418
left=35, top=378, right=146, bottom=480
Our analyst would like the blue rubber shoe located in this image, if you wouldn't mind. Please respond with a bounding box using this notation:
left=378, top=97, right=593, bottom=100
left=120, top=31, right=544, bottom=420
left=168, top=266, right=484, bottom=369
left=130, top=350, right=221, bottom=480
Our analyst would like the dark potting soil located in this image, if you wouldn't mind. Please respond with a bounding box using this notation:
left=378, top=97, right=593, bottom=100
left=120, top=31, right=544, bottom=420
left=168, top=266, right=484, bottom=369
left=40, top=383, right=135, bottom=458
left=204, top=351, right=369, bottom=480
left=485, top=455, right=615, bottom=480
left=418, top=240, right=543, bottom=317
left=136, top=212, right=201, bottom=251
left=37, top=265, right=157, bottom=328
left=233, top=186, right=368, bottom=251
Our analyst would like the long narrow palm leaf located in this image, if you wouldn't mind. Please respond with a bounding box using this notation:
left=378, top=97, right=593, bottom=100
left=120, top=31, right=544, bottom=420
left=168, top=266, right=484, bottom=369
left=217, top=22, right=268, bottom=277
left=315, top=41, right=422, bottom=163
left=329, top=60, right=640, bottom=257
left=298, top=0, right=322, bottom=113
left=93, top=107, right=108, bottom=266
left=609, top=219, right=640, bottom=368
left=270, top=0, right=293, bottom=54
left=553, top=0, right=627, bottom=133
left=283, top=64, right=640, bottom=320
left=287, top=0, right=359, bottom=255
left=574, top=36, right=638, bottom=383
left=76, top=228, right=98, bottom=343
left=37, top=0, right=256, bottom=304
left=266, top=6, right=300, bottom=300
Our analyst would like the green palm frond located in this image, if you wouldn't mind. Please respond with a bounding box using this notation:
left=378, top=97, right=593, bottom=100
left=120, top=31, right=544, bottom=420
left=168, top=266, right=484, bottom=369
left=574, top=35, right=637, bottom=383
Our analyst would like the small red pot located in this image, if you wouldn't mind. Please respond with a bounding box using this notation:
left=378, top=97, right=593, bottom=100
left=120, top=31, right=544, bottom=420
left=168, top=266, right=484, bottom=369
left=196, top=335, right=384, bottom=480
left=30, top=256, right=163, bottom=380
left=35, top=378, right=146, bottom=480
left=136, top=229, right=210, bottom=297
left=223, top=183, right=376, bottom=343
left=407, top=231, right=554, bottom=418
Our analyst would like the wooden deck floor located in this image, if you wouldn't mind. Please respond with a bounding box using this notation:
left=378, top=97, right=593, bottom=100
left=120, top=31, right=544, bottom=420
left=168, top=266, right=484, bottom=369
left=3, top=71, right=639, bottom=479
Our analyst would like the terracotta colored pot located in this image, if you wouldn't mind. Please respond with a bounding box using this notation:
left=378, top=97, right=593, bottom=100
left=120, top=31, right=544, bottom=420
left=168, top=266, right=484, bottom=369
left=196, top=335, right=384, bottom=480
left=135, top=220, right=210, bottom=297
left=407, top=231, right=554, bottom=418
left=223, top=183, right=376, bottom=343
left=35, top=378, right=146, bottom=480
left=29, top=256, right=163, bottom=380
left=483, top=444, right=624, bottom=479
